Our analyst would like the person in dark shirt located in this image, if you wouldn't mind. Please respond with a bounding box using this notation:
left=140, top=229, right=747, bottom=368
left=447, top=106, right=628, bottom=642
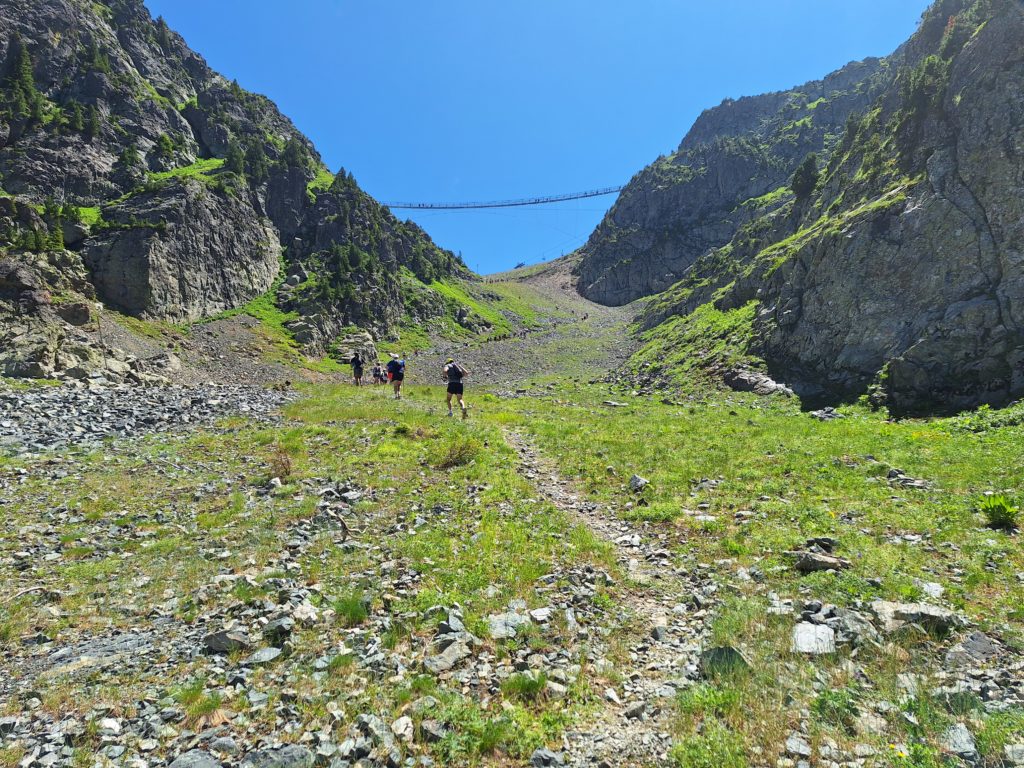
left=350, top=351, right=364, bottom=386
left=386, top=353, right=406, bottom=399
left=442, top=357, right=469, bottom=418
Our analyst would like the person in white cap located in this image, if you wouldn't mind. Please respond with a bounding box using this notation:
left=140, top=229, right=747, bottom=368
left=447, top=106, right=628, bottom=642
left=386, top=353, right=405, bottom=399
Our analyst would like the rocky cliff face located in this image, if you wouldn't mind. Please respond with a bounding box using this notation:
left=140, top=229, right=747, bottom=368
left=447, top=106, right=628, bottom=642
left=82, top=179, right=280, bottom=321
left=279, top=178, right=467, bottom=354
left=0, top=0, right=468, bottom=369
left=752, top=0, right=1024, bottom=414
left=596, top=0, right=1024, bottom=414
left=575, top=57, right=893, bottom=306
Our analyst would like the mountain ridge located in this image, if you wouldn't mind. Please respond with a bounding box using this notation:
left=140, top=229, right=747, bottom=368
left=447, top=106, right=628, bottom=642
left=577, top=0, right=1024, bottom=414
left=0, top=0, right=493, bottom=380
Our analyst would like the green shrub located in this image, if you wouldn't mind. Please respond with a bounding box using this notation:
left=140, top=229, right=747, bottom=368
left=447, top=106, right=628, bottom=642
left=333, top=592, right=369, bottom=626
left=979, top=494, right=1019, bottom=531
left=500, top=671, right=547, bottom=702
left=669, top=723, right=747, bottom=768
left=173, top=678, right=222, bottom=722
left=791, top=153, right=820, bottom=200
left=429, top=434, right=481, bottom=469
left=327, top=652, right=354, bottom=675
left=676, top=684, right=741, bottom=720
left=812, top=687, right=860, bottom=732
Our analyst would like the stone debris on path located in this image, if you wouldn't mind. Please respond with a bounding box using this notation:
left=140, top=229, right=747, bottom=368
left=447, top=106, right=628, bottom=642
left=503, top=428, right=719, bottom=768
left=3, top=372, right=1022, bottom=767
left=0, top=383, right=291, bottom=453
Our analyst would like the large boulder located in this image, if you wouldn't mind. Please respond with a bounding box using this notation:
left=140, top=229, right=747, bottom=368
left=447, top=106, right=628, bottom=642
left=334, top=330, right=378, bottom=368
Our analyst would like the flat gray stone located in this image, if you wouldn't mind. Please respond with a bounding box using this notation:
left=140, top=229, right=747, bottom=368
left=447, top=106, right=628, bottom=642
left=530, top=748, right=564, bottom=767
left=487, top=611, right=530, bottom=640
left=698, top=646, right=751, bottom=677
left=789, top=551, right=851, bottom=573
left=241, top=745, right=314, bottom=768
left=785, top=733, right=812, bottom=758
left=791, top=622, right=836, bottom=654
left=424, top=640, right=471, bottom=673
left=942, top=723, right=978, bottom=762
left=1004, top=744, right=1024, bottom=766
left=945, top=631, right=999, bottom=667
left=203, top=630, right=251, bottom=654
left=242, top=647, right=282, bottom=666
left=871, top=600, right=963, bottom=634
left=169, top=750, right=221, bottom=768
left=628, top=474, right=649, bottom=492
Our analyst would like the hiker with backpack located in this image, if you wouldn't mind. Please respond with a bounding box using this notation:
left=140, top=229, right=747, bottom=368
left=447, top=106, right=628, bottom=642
left=442, top=357, right=469, bottom=418
left=386, top=353, right=406, bottom=399
left=350, top=351, right=364, bottom=387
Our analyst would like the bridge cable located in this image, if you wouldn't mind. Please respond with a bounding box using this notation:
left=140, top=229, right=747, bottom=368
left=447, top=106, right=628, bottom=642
left=382, top=185, right=623, bottom=210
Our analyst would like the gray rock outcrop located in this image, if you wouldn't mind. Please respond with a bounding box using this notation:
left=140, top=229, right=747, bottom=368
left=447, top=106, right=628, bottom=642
left=83, top=180, right=280, bottom=321
left=0, top=0, right=470, bottom=371
left=579, top=0, right=1024, bottom=414
left=575, top=58, right=890, bottom=306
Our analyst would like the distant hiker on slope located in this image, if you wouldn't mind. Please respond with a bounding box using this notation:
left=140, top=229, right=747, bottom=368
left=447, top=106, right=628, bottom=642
left=350, top=351, right=364, bottom=386
left=387, top=353, right=405, bottom=399
left=442, top=357, right=469, bottom=418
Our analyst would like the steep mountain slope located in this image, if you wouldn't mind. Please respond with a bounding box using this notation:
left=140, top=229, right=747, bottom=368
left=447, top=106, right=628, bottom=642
left=0, top=0, right=477, bottom=377
left=584, top=0, right=1023, bottom=414
left=574, top=57, right=894, bottom=306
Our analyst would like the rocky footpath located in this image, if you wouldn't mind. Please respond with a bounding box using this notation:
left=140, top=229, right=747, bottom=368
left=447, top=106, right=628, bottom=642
left=503, top=430, right=720, bottom=767
left=0, top=382, right=290, bottom=453
left=408, top=262, right=638, bottom=391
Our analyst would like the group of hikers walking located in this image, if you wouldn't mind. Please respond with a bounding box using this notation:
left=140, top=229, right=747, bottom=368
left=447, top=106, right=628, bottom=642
left=348, top=351, right=407, bottom=399
left=347, top=350, right=469, bottom=417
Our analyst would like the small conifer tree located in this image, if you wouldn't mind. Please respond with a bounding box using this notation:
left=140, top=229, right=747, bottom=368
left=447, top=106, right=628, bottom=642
left=791, top=153, right=820, bottom=200
left=85, top=105, right=101, bottom=140
left=69, top=101, right=85, bottom=132
left=225, top=139, right=245, bottom=175
left=244, top=142, right=269, bottom=183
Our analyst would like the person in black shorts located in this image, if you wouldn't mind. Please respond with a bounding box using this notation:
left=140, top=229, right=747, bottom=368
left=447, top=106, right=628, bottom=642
left=386, top=353, right=405, bottom=399
left=442, top=357, right=469, bottom=418
left=350, top=351, right=364, bottom=386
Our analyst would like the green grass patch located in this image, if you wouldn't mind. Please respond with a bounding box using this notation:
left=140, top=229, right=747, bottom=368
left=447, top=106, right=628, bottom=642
left=307, top=167, right=334, bottom=200
left=149, top=157, right=225, bottom=184
left=670, top=723, right=747, bottom=768
left=77, top=206, right=103, bottom=227
left=333, top=592, right=370, bottom=627
left=631, top=300, right=760, bottom=388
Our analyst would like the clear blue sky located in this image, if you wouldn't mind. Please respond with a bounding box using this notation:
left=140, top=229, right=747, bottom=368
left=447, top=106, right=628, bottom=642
left=144, top=0, right=931, bottom=274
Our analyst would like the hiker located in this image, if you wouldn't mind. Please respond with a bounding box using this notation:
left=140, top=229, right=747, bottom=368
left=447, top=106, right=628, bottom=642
left=350, top=351, right=364, bottom=386
left=386, top=353, right=405, bottom=399
left=442, top=357, right=469, bottom=418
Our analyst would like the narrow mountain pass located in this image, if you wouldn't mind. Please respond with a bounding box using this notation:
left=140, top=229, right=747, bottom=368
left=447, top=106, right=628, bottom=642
left=404, top=258, right=639, bottom=391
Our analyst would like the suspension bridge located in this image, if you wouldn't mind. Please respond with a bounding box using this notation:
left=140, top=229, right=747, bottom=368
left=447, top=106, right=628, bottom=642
left=382, top=185, right=623, bottom=210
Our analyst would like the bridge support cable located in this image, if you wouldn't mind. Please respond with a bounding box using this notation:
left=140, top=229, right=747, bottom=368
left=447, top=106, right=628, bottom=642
left=382, top=185, right=623, bottom=210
